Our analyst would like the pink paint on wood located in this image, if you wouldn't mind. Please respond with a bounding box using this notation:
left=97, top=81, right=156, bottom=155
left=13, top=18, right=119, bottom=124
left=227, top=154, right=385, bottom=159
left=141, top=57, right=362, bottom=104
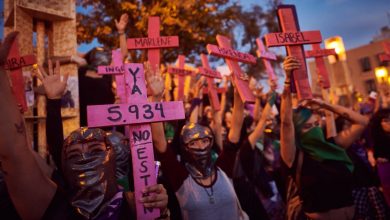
left=4, top=55, right=36, bottom=70
left=126, top=17, right=179, bottom=72
left=305, top=44, right=335, bottom=89
left=167, top=67, right=195, bottom=76
left=207, top=35, right=255, bottom=103
left=97, top=65, right=124, bottom=75
left=265, top=31, right=322, bottom=47
left=380, top=42, right=390, bottom=62
left=87, top=101, right=185, bottom=127
left=129, top=124, right=159, bottom=219
left=264, top=5, right=322, bottom=100
left=127, top=36, right=179, bottom=49
left=198, top=54, right=221, bottom=110
left=256, top=38, right=277, bottom=60
left=6, top=33, right=36, bottom=111
left=207, top=44, right=257, bottom=64
left=305, top=48, right=336, bottom=58
left=168, top=55, right=192, bottom=101
left=256, top=38, right=277, bottom=80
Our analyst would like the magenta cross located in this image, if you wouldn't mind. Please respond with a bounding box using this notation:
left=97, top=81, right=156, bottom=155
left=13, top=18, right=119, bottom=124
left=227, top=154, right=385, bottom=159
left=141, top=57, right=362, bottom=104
left=3, top=32, right=37, bottom=111
left=305, top=44, right=336, bottom=89
left=198, top=54, right=222, bottom=111
left=88, top=50, right=185, bottom=219
left=264, top=5, right=323, bottom=100
left=167, top=55, right=196, bottom=101
left=256, top=38, right=277, bottom=81
left=207, top=35, right=256, bottom=103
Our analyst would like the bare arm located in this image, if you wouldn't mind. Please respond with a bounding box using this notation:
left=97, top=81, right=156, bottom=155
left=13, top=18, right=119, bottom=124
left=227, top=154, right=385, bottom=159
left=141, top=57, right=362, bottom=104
left=248, top=92, right=275, bottom=148
left=321, top=101, right=368, bottom=148
left=280, top=56, right=300, bottom=168
left=228, top=88, right=244, bottom=144
left=0, top=35, right=56, bottom=219
left=115, top=13, right=129, bottom=59
left=189, top=77, right=205, bottom=123
left=145, top=63, right=168, bottom=153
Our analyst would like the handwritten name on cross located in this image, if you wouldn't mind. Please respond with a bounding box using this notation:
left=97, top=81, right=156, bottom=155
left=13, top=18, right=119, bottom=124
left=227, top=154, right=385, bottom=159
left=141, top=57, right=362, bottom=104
left=127, top=16, right=179, bottom=71
left=88, top=50, right=185, bottom=219
left=3, top=32, right=37, bottom=111
left=197, top=54, right=222, bottom=111
left=264, top=5, right=322, bottom=100
left=167, top=55, right=196, bottom=101
left=256, top=38, right=277, bottom=81
left=305, top=44, right=336, bottom=89
left=379, top=42, right=390, bottom=62
left=207, top=35, right=256, bottom=103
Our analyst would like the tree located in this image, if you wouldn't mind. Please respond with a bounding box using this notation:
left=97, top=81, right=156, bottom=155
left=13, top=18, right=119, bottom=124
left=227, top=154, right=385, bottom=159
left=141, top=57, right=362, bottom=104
left=76, top=0, right=281, bottom=78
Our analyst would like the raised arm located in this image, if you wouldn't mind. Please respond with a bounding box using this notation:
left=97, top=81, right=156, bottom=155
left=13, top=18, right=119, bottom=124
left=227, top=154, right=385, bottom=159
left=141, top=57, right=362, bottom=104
left=0, top=33, right=56, bottom=219
left=189, top=77, right=205, bottom=123
left=304, top=98, right=369, bottom=149
left=115, top=13, right=129, bottom=60
left=248, top=91, right=276, bottom=149
left=37, top=60, right=69, bottom=170
left=228, top=87, right=244, bottom=144
left=280, top=56, right=300, bottom=168
left=145, top=62, right=168, bottom=153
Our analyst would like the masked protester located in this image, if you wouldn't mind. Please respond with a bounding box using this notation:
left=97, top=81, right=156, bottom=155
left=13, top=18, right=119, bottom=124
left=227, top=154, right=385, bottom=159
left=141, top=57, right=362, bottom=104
left=106, top=131, right=131, bottom=191
left=151, top=84, right=249, bottom=220
left=281, top=56, right=369, bottom=220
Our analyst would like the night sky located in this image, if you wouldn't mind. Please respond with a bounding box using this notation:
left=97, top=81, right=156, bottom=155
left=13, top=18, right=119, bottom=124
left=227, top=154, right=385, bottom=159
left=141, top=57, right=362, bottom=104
left=1, top=1, right=389, bottom=52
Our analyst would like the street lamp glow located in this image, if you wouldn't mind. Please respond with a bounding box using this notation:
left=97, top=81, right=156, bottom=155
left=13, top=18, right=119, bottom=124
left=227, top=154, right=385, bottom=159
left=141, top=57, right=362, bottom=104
left=375, top=66, right=388, bottom=79
left=325, top=36, right=346, bottom=63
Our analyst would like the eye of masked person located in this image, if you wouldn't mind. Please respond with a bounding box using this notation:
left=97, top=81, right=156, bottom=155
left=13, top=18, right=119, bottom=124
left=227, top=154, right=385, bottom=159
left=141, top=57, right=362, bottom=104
left=66, top=141, right=107, bottom=160
left=187, top=138, right=210, bottom=149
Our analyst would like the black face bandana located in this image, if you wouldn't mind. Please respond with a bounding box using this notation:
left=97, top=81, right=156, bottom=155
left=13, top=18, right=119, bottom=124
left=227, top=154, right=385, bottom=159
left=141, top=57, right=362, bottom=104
left=181, top=123, right=215, bottom=179
left=62, top=128, right=118, bottom=219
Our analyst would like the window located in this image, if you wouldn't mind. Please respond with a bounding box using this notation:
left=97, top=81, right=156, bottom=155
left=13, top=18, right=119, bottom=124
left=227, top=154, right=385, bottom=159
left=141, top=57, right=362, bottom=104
left=359, top=57, right=372, bottom=72
left=365, top=79, right=377, bottom=94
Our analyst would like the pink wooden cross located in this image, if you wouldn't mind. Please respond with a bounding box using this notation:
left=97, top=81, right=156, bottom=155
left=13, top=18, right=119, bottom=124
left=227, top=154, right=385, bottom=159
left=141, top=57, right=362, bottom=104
left=167, top=55, right=196, bottom=101
left=3, top=32, right=37, bottom=111
left=256, top=38, right=277, bottom=81
left=305, top=44, right=336, bottom=89
left=379, top=42, right=390, bottom=62
left=207, top=35, right=256, bottom=103
left=197, top=54, right=222, bottom=111
left=88, top=50, right=185, bottom=219
left=127, top=16, right=179, bottom=71
left=264, top=5, right=322, bottom=100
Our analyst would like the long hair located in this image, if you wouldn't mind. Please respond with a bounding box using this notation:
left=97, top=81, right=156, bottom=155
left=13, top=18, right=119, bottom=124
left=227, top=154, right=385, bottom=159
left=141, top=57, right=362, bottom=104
left=369, top=108, right=390, bottom=148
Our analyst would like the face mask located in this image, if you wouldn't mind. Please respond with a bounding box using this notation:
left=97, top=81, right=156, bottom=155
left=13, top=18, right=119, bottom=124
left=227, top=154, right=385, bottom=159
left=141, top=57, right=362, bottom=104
left=63, top=150, right=117, bottom=219
left=299, top=127, right=354, bottom=172
left=106, top=131, right=130, bottom=181
left=184, top=142, right=214, bottom=179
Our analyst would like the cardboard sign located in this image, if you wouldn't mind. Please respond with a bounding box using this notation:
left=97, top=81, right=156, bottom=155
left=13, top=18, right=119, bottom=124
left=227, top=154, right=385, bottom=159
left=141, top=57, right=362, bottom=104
left=3, top=33, right=37, bottom=111
left=127, top=17, right=179, bottom=71
left=256, top=38, right=277, bottom=80
left=264, top=5, right=323, bottom=100
left=305, top=44, right=336, bottom=89
left=167, top=55, right=195, bottom=101
left=207, top=35, right=256, bottom=103
left=91, top=53, right=185, bottom=219
left=197, top=54, right=222, bottom=111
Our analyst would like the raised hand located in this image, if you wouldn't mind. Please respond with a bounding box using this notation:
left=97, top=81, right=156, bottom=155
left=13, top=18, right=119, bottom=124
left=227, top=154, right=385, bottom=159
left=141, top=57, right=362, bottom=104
left=282, top=56, right=301, bottom=81
left=145, top=62, right=164, bottom=100
left=35, top=60, right=69, bottom=99
left=300, top=98, right=325, bottom=111
left=115, top=13, right=129, bottom=34
left=193, top=76, right=206, bottom=99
